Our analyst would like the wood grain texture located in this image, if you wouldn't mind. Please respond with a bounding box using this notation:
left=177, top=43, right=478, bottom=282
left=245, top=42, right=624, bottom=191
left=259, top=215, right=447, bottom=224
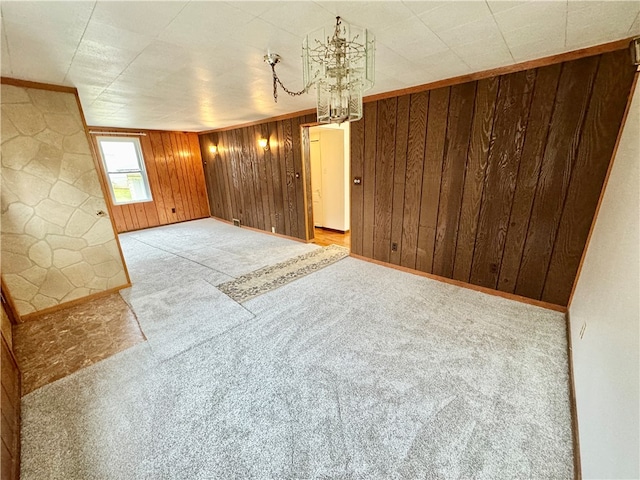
left=196, top=48, right=634, bottom=305
left=373, top=97, right=398, bottom=263
left=432, top=82, right=476, bottom=278
left=416, top=87, right=450, bottom=272
left=92, top=129, right=209, bottom=233
left=515, top=56, right=600, bottom=300
left=199, top=114, right=314, bottom=240
left=1, top=330, right=20, bottom=480
left=469, top=69, right=536, bottom=289
left=390, top=95, right=410, bottom=265
left=452, top=77, right=499, bottom=282
left=542, top=49, right=636, bottom=305
left=497, top=64, right=562, bottom=293
left=362, top=102, right=378, bottom=258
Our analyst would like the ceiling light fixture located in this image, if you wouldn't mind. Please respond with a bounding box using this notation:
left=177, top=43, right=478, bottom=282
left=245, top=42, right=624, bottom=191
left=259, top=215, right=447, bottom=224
left=264, top=16, right=375, bottom=124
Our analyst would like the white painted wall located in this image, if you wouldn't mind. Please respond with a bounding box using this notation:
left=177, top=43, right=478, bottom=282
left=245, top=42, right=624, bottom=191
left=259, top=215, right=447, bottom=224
left=309, top=124, right=350, bottom=232
left=568, top=79, right=639, bottom=480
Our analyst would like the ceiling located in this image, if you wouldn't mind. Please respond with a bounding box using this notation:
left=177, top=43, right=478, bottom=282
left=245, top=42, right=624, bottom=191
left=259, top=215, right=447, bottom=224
left=2, top=1, right=638, bottom=131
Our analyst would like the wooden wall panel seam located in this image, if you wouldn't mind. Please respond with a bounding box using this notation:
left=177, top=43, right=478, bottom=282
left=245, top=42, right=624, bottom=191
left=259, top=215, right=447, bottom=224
left=538, top=56, right=602, bottom=301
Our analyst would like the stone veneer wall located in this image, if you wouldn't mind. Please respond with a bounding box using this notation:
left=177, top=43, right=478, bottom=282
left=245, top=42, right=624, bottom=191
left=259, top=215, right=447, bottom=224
left=1, top=84, right=128, bottom=316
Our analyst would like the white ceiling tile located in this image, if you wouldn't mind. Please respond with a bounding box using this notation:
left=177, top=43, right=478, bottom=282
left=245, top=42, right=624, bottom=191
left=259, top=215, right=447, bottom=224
left=486, top=0, right=531, bottom=14
left=630, top=11, right=640, bottom=34
left=401, top=1, right=450, bottom=17
left=437, top=16, right=506, bottom=50
left=1, top=18, right=12, bottom=77
left=2, top=0, right=636, bottom=131
left=318, top=1, right=416, bottom=31
left=158, top=2, right=256, bottom=48
left=492, top=1, right=566, bottom=34
left=257, top=2, right=337, bottom=36
left=501, top=17, right=566, bottom=49
left=566, top=1, right=640, bottom=47
left=509, top=38, right=566, bottom=62
left=91, top=1, right=188, bottom=36
left=377, top=16, right=449, bottom=60
left=82, top=18, right=155, bottom=53
left=418, top=1, right=494, bottom=33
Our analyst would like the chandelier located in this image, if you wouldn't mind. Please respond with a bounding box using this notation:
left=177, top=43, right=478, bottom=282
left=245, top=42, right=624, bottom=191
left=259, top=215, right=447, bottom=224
left=264, top=16, right=375, bottom=124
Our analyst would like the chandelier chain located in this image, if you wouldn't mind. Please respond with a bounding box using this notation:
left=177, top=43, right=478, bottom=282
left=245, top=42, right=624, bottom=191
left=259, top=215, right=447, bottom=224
left=270, top=63, right=307, bottom=103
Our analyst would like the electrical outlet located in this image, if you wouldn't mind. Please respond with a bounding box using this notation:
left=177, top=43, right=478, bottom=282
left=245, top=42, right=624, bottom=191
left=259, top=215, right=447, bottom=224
left=232, top=218, right=241, bottom=227
left=271, top=226, right=276, bottom=233
left=391, top=242, right=398, bottom=252
left=579, top=322, right=587, bottom=339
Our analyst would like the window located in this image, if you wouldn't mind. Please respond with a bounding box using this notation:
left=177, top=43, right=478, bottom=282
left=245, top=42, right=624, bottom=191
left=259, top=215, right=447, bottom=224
left=97, top=136, right=152, bottom=205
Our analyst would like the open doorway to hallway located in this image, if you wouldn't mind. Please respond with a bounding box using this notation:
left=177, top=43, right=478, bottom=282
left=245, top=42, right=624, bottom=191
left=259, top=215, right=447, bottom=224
left=308, top=123, right=350, bottom=249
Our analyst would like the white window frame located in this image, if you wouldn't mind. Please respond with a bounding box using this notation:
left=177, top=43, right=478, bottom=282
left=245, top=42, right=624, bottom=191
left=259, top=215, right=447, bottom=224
left=97, top=136, right=153, bottom=205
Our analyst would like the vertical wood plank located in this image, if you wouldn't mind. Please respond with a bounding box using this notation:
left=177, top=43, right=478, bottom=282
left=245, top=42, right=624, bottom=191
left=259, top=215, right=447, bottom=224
left=469, top=70, right=536, bottom=289
left=282, top=119, right=299, bottom=237
left=432, top=82, right=477, bottom=278
left=389, top=95, right=410, bottom=265
left=161, top=132, right=186, bottom=221
left=268, top=122, right=285, bottom=234
left=497, top=64, right=562, bottom=292
left=542, top=50, right=636, bottom=305
left=373, top=97, right=397, bottom=263
left=139, top=134, right=168, bottom=225
left=350, top=107, right=365, bottom=255
left=362, top=101, right=378, bottom=258
left=277, top=120, right=292, bottom=236
left=149, top=132, right=176, bottom=224
left=515, top=56, right=599, bottom=300
left=452, top=77, right=499, bottom=282
left=416, top=86, right=450, bottom=272
left=260, top=123, right=277, bottom=231
left=400, top=91, right=428, bottom=269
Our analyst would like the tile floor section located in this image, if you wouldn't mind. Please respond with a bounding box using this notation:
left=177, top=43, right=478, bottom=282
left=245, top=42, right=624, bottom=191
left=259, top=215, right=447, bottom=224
left=13, top=294, right=145, bottom=395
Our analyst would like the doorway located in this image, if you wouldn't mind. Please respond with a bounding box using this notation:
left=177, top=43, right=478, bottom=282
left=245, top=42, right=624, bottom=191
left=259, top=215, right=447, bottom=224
left=307, top=123, right=350, bottom=249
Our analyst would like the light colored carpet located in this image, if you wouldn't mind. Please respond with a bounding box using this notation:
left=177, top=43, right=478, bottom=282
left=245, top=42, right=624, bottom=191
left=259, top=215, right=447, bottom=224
left=20, top=218, right=573, bottom=479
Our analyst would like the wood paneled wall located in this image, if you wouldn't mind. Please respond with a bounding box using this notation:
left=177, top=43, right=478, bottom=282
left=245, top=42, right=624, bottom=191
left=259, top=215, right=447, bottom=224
left=1, top=301, right=20, bottom=480
left=199, top=114, right=317, bottom=241
left=91, top=130, right=210, bottom=233
left=351, top=48, right=635, bottom=306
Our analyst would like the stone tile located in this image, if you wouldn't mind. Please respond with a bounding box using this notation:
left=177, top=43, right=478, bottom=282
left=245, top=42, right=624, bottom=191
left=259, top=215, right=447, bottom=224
left=43, top=113, right=81, bottom=135
left=62, top=131, right=91, bottom=154
left=13, top=293, right=145, bottom=395
left=1, top=136, right=40, bottom=170
left=52, top=248, right=83, bottom=268
left=2, top=168, right=52, bottom=205
left=50, top=180, right=89, bottom=207
left=1, top=115, right=19, bottom=143
left=1, top=85, right=30, bottom=103
left=34, top=198, right=75, bottom=227
left=2, top=103, right=46, bottom=136
left=25, top=215, right=64, bottom=239
left=65, top=209, right=97, bottom=237
left=28, top=240, right=52, bottom=268
left=1, top=203, right=34, bottom=234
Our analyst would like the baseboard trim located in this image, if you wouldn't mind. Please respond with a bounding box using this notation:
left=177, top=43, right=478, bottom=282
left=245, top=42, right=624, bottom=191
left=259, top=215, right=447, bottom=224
left=19, top=284, right=131, bottom=323
left=349, top=253, right=567, bottom=313
left=565, top=311, right=582, bottom=480
left=210, top=216, right=310, bottom=244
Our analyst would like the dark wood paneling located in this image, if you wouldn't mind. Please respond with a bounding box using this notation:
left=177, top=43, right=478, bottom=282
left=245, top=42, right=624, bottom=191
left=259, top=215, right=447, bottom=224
left=350, top=49, right=634, bottom=307
left=362, top=102, right=378, bottom=257
left=400, top=91, right=428, bottom=269
left=1, top=309, right=20, bottom=480
left=432, top=82, right=476, bottom=278
left=92, top=129, right=210, bottom=233
left=515, top=56, right=600, bottom=300
left=416, top=87, right=450, bottom=272
left=469, top=69, right=536, bottom=289
left=197, top=48, right=634, bottom=306
left=452, top=77, right=499, bottom=282
left=541, top=49, right=636, bottom=305
left=390, top=95, right=410, bottom=265
left=373, top=98, right=398, bottom=263
left=199, top=115, right=310, bottom=240
left=497, top=63, right=562, bottom=293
